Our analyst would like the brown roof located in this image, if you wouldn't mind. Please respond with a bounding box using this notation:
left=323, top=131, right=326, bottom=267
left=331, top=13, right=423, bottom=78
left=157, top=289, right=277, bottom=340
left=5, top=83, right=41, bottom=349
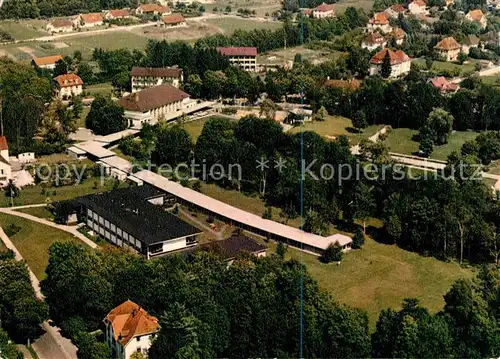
left=108, top=9, right=130, bottom=18
left=315, top=2, right=336, bottom=12
left=131, top=66, right=183, bottom=78
left=0, top=136, right=8, bottom=151
left=411, top=0, right=426, bottom=7
left=390, top=4, right=406, bottom=12
left=434, top=36, right=461, bottom=50
left=324, top=79, right=361, bottom=90
left=302, top=8, right=313, bottom=15
left=467, top=9, right=484, bottom=21
left=370, top=48, right=411, bottom=65
left=33, top=55, right=63, bottom=67
left=430, top=76, right=459, bottom=92
left=103, top=300, right=159, bottom=346
left=364, top=32, right=386, bottom=45
left=54, top=74, right=83, bottom=87
left=49, top=19, right=73, bottom=28
left=161, top=13, right=185, bottom=24
left=369, top=12, right=389, bottom=25
left=138, top=3, right=169, bottom=13
left=216, top=47, right=258, bottom=57
left=392, top=27, right=406, bottom=39
left=80, top=12, right=103, bottom=23
left=119, top=84, right=189, bottom=112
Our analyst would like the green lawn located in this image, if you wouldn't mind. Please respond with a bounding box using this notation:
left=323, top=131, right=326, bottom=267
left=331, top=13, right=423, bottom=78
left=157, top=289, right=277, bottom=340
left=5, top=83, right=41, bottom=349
left=16, top=206, right=54, bottom=220
left=384, top=128, right=479, bottom=160
left=0, top=20, right=49, bottom=40
left=85, top=82, right=113, bottom=97
left=206, top=18, right=282, bottom=34
left=335, top=0, right=374, bottom=12
left=77, top=106, right=91, bottom=128
left=182, top=116, right=239, bottom=143
left=412, top=58, right=478, bottom=75
left=0, top=213, right=82, bottom=279
left=481, top=75, right=500, bottom=88
left=268, top=236, right=473, bottom=328
left=0, top=179, right=119, bottom=207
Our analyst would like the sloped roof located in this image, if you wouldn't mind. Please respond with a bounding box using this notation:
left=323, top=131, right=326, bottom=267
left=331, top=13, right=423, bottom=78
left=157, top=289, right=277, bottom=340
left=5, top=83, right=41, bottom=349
left=80, top=12, right=103, bottom=23
left=49, top=19, right=73, bottom=28
left=392, top=27, right=406, bottom=39
left=104, top=300, right=160, bottom=347
left=467, top=9, right=485, bottom=21
left=131, top=66, right=183, bottom=78
left=161, top=13, right=185, bottom=24
left=0, top=136, right=8, bottom=151
left=370, top=48, right=411, bottom=65
left=32, top=55, right=63, bottom=67
left=108, top=9, right=130, bottom=17
left=315, top=2, right=336, bottom=12
left=410, top=0, right=426, bottom=7
left=216, top=47, right=258, bottom=56
left=390, top=4, right=406, bottom=12
left=430, top=76, right=459, bottom=91
left=434, top=36, right=461, bottom=50
left=369, top=12, right=389, bottom=25
left=138, top=3, right=170, bottom=13
left=364, top=32, right=386, bottom=44
left=54, top=74, right=83, bottom=87
left=119, top=84, right=189, bottom=112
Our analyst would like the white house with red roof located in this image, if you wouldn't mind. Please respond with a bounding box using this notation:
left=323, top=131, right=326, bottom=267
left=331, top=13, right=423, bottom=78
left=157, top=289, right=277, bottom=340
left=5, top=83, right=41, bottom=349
left=135, top=3, right=171, bottom=16
left=46, top=19, right=74, bottom=33
left=31, top=55, right=63, bottom=70
left=367, top=12, right=392, bottom=33
left=0, top=136, right=11, bottom=186
left=104, top=300, right=160, bottom=359
left=104, top=9, right=131, bottom=20
left=362, top=32, right=387, bottom=51
left=75, top=12, right=104, bottom=28
left=369, top=48, right=411, bottom=78
left=312, top=2, right=336, bottom=18
left=159, top=13, right=186, bottom=27
left=217, top=47, right=258, bottom=72
left=408, top=0, right=428, bottom=15
left=429, top=76, right=459, bottom=93
left=385, top=4, right=406, bottom=18
left=54, top=74, right=83, bottom=99
left=465, top=9, right=487, bottom=29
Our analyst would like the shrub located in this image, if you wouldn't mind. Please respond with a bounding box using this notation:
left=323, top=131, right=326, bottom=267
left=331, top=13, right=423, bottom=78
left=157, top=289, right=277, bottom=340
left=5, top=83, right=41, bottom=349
left=321, top=242, right=343, bottom=263
left=352, top=228, right=365, bottom=249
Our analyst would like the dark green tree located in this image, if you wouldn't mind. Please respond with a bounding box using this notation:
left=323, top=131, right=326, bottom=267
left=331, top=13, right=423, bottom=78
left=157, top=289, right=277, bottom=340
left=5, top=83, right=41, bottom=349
left=381, top=50, right=392, bottom=79
left=153, top=125, right=192, bottom=166
left=85, top=95, right=127, bottom=135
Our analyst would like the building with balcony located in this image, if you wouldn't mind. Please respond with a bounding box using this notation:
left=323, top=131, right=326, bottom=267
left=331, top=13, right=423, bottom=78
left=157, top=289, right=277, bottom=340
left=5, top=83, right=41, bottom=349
left=71, top=186, right=202, bottom=258
left=216, top=47, right=258, bottom=72
left=53, top=74, right=83, bottom=99
left=119, top=84, right=195, bottom=127
left=131, top=67, right=184, bottom=92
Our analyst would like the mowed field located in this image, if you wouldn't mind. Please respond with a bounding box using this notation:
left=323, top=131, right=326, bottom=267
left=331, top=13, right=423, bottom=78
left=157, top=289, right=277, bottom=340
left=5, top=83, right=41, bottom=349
left=0, top=213, right=82, bottom=279
left=0, top=19, right=49, bottom=40
left=205, top=17, right=282, bottom=33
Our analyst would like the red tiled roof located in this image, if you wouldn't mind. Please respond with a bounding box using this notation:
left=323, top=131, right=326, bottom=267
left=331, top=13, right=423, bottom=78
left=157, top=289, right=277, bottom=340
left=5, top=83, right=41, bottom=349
left=33, top=55, right=63, bottom=67
left=434, top=36, right=460, bottom=50
left=324, top=79, right=361, bottom=90
left=161, top=13, right=185, bottom=24
left=103, top=300, right=159, bottom=347
left=54, top=74, right=83, bottom=87
left=217, top=47, right=258, bottom=57
left=411, top=0, right=426, bottom=7
left=80, top=12, right=103, bottom=23
left=430, top=76, right=459, bottom=92
left=0, top=136, right=8, bottom=151
left=370, top=48, right=411, bottom=65
left=131, top=66, right=183, bottom=78
left=390, top=4, right=406, bottom=12
left=315, top=2, right=336, bottom=12
left=364, top=32, right=386, bottom=45
left=108, top=9, right=130, bottom=18
left=119, top=84, right=189, bottom=112
left=49, top=19, right=73, bottom=28
left=302, top=8, right=313, bottom=15
left=467, top=9, right=484, bottom=21
left=369, top=12, right=389, bottom=25
left=138, top=3, right=169, bottom=13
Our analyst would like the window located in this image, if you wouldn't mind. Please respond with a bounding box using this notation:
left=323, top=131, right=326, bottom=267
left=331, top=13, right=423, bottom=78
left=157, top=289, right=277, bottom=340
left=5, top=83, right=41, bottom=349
left=136, top=347, right=141, bottom=352
left=136, top=337, right=141, bottom=342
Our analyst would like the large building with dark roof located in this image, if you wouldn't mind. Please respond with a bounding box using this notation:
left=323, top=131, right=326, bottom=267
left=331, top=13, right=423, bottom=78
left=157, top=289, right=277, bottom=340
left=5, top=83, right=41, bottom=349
left=131, top=66, right=184, bottom=93
left=71, top=186, right=202, bottom=258
left=119, top=84, right=195, bottom=127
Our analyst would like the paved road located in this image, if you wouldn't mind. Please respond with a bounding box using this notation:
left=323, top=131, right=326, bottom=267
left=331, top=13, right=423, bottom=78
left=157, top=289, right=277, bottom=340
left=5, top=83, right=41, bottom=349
left=450, top=65, right=500, bottom=84
left=0, top=207, right=98, bottom=249
left=0, top=227, right=78, bottom=359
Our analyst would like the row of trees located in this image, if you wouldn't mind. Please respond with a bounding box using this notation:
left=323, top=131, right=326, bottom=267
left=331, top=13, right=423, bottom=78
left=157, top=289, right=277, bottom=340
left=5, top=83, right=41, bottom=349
left=41, top=242, right=500, bottom=358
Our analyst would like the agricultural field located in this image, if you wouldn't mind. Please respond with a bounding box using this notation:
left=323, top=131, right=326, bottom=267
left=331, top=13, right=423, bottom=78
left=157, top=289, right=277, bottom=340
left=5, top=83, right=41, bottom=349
left=0, top=213, right=82, bottom=279
left=259, top=45, right=344, bottom=67
left=384, top=128, right=480, bottom=160
left=205, top=17, right=282, bottom=33
left=0, top=19, right=49, bottom=40
left=335, top=0, right=374, bottom=13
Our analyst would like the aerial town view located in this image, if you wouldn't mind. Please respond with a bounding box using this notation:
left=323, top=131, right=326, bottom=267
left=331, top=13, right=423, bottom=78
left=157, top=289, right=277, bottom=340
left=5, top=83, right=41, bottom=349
left=0, top=0, right=500, bottom=357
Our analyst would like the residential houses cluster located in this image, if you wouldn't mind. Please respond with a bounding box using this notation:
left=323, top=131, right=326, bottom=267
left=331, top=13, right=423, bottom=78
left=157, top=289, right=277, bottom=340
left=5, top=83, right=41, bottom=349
left=45, top=3, right=187, bottom=33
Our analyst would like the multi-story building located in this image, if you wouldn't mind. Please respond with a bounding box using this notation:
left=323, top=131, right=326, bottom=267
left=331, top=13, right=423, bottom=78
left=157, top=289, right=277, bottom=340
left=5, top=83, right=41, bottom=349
left=312, top=2, right=336, bottom=18
left=0, top=136, right=12, bottom=187
left=369, top=48, right=411, bottom=78
left=392, top=27, right=406, bottom=45
left=32, top=55, right=63, bottom=70
left=53, top=74, right=83, bottom=99
left=72, top=186, right=202, bottom=258
left=45, top=19, right=73, bottom=33
left=361, top=32, right=387, bottom=51
left=434, top=36, right=461, bottom=61
left=131, top=66, right=184, bottom=92
left=385, top=4, right=406, bottom=18
left=408, top=0, right=428, bottom=15
left=216, top=47, right=258, bottom=72
left=465, top=9, right=487, bottom=29
left=119, top=84, right=195, bottom=127
left=103, top=300, right=160, bottom=359
left=367, top=12, right=392, bottom=33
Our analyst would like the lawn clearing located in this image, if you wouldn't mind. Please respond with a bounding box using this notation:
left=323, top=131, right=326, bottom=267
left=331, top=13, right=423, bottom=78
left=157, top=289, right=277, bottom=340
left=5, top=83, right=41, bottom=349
left=384, top=128, right=479, bottom=160
left=85, top=82, right=113, bottom=97
left=15, top=206, right=54, bottom=220
left=412, top=58, right=478, bottom=75
left=480, top=75, right=500, bottom=88
left=206, top=17, right=282, bottom=33
left=0, top=213, right=82, bottom=279
left=268, top=236, right=473, bottom=329
left=335, top=0, right=374, bottom=12
left=182, top=116, right=239, bottom=142
left=0, top=20, right=49, bottom=40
